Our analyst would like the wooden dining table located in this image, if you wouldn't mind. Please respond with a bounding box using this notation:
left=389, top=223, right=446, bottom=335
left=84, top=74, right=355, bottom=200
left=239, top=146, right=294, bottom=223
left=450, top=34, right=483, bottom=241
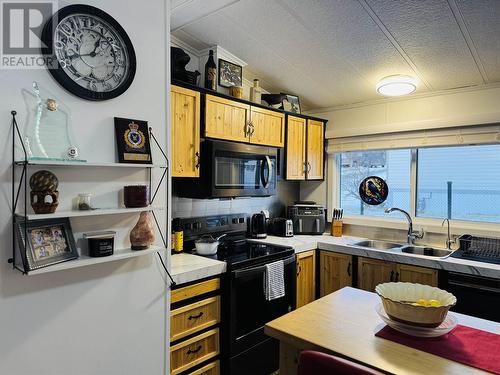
left=265, top=287, right=499, bottom=374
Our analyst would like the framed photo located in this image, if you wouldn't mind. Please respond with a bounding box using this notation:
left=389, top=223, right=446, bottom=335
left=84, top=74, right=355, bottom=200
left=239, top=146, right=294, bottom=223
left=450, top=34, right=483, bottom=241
left=114, top=117, right=152, bottom=164
left=218, top=58, right=242, bottom=88
left=281, top=93, right=301, bottom=114
left=16, top=218, right=78, bottom=271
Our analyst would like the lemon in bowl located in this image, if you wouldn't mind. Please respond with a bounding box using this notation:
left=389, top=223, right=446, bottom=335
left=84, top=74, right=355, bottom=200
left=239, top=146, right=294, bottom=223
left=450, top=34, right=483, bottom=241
left=375, top=282, right=457, bottom=327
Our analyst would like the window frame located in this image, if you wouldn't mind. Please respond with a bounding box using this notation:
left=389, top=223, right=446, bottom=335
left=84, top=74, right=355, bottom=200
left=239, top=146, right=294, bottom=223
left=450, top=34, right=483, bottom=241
left=329, top=148, right=500, bottom=237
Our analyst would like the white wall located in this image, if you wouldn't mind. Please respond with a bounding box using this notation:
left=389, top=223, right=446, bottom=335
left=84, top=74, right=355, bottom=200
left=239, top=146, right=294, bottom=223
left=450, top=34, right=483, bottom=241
left=308, top=84, right=500, bottom=139
left=0, top=1, right=170, bottom=374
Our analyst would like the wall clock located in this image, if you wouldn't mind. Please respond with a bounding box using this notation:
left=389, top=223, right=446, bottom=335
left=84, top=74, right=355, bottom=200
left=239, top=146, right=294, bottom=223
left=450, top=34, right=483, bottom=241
left=41, top=5, right=136, bottom=101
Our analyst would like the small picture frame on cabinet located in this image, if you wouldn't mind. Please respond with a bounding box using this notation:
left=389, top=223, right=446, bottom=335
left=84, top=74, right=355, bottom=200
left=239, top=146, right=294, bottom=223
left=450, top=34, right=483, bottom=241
left=114, top=117, right=152, bottom=164
left=16, top=218, right=78, bottom=271
left=218, top=58, right=243, bottom=88
left=281, top=93, right=301, bottom=114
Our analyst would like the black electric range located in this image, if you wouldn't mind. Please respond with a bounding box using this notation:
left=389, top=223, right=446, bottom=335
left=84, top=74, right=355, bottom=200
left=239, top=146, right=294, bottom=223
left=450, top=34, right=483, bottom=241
left=174, top=214, right=296, bottom=375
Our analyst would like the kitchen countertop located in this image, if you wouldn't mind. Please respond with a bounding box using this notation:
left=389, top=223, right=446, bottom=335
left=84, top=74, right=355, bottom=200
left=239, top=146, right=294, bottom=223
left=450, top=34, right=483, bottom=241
left=170, top=253, right=226, bottom=285
left=249, top=234, right=500, bottom=279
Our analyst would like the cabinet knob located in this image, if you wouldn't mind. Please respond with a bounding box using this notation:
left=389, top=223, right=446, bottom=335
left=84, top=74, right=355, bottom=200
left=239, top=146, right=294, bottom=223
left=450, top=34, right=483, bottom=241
left=195, top=152, right=200, bottom=169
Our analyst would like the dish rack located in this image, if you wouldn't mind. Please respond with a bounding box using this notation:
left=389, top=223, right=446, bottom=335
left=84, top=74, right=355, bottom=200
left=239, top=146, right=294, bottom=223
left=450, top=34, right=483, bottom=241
left=451, top=234, right=500, bottom=265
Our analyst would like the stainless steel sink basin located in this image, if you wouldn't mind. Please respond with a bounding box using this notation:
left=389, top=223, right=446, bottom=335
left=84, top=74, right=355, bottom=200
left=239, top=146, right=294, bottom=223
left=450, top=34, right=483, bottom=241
left=401, top=246, right=453, bottom=258
left=351, top=240, right=403, bottom=250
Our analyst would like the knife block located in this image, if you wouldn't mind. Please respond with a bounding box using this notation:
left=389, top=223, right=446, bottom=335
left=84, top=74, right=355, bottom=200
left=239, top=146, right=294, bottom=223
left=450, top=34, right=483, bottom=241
left=331, top=220, right=343, bottom=237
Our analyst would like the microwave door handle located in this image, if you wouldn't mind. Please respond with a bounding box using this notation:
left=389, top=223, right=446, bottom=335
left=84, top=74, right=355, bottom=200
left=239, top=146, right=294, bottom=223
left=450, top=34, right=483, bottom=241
left=261, top=156, right=272, bottom=189
left=232, top=255, right=295, bottom=279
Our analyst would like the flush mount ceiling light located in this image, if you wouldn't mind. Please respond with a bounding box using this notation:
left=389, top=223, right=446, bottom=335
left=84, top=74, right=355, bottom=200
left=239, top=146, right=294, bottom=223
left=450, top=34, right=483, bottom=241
left=376, top=75, right=417, bottom=97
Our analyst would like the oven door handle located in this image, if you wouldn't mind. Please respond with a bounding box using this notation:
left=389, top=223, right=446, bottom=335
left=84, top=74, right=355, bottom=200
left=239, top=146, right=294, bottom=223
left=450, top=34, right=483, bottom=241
left=232, top=255, right=295, bottom=279
left=260, top=156, right=272, bottom=189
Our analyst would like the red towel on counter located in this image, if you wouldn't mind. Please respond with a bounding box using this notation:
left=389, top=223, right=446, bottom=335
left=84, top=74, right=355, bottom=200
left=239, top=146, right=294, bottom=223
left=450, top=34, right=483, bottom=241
left=376, top=325, right=500, bottom=374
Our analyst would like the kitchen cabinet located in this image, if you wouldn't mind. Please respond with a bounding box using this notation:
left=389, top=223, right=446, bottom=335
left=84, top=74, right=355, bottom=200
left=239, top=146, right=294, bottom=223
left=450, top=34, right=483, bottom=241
left=319, top=251, right=352, bottom=297
left=306, top=119, right=324, bottom=180
left=397, top=264, right=438, bottom=286
left=285, top=115, right=325, bottom=180
left=296, top=250, right=316, bottom=308
left=170, top=278, right=221, bottom=375
left=205, top=94, right=250, bottom=143
left=249, top=106, right=285, bottom=147
left=358, top=258, right=395, bottom=292
left=358, top=257, right=438, bottom=292
left=286, top=115, right=307, bottom=180
left=171, top=85, right=201, bottom=177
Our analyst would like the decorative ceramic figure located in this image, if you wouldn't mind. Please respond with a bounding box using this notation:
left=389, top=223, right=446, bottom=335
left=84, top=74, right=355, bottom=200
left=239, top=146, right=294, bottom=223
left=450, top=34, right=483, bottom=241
left=130, top=212, right=155, bottom=250
left=29, top=170, right=59, bottom=214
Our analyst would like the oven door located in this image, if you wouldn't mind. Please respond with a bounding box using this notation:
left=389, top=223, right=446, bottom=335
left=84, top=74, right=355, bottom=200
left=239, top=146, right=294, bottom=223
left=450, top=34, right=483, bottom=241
left=211, top=141, right=277, bottom=198
left=228, top=255, right=296, bottom=356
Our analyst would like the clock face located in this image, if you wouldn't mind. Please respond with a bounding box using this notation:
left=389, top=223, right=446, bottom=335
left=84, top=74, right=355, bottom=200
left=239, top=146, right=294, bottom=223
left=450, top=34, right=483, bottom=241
left=42, top=5, right=136, bottom=100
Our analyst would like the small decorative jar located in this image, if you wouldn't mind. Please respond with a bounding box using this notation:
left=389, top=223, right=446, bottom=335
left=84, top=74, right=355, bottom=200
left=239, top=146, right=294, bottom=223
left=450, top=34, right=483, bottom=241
left=229, top=86, right=243, bottom=99
left=250, top=79, right=262, bottom=104
left=124, top=185, right=149, bottom=208
left=78, top=193, right=92, bottom=210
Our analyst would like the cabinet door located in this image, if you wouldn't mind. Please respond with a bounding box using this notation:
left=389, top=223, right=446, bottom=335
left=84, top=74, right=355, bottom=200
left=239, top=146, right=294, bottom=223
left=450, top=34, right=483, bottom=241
left=171, top=85, right=200, bottom=177
left=357, top=257, right=396, bottom=292
left=296, top=250, right=316, bottom=308
left=320, top=251, right=352, bottom=297
left=286, top=115, right=307, bottom=180
left=205, top=95, right=250, bottom=142
left=306, top=119, right=324, bottom=180
left=396, top=264, right=438, bottom=286
left=249, top=106, right=285, bottom=147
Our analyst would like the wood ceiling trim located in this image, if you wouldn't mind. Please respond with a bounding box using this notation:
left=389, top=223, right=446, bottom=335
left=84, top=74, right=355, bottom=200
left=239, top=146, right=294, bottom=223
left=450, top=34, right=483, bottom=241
left=357, top=0, right=432, bottom=90
left=447, top=0, right=489, bottom=84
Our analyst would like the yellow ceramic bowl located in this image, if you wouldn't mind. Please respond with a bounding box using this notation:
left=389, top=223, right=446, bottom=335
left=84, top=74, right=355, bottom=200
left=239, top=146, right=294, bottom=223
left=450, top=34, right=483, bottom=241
left=375, top=282, right=457, bottom=328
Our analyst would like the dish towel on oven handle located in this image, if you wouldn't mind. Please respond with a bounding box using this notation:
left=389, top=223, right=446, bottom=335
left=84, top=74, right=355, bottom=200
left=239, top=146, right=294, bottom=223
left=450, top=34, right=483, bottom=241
left=264, top=260, right=285, bottom=301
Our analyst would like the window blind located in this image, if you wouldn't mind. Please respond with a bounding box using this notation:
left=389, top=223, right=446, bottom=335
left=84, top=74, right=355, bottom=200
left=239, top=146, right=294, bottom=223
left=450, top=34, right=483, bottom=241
left=326, top=123, right=500, bottom=153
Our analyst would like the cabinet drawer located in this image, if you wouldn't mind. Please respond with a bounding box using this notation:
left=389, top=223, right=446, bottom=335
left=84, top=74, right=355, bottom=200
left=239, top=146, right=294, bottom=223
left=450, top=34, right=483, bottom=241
left=171, top=279, right=220, bottom=304
left=171, top=296, right=220, bottom=342
left=187, top=360, right=219, bottom=375
left=170, top=328, right=219, bottom=375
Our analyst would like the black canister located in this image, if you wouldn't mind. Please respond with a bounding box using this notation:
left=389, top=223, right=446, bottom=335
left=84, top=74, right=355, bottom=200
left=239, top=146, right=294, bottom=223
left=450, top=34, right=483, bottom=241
left=84, top=231, right=116, bottom=257
left=124, top=185, right=149, bottom=208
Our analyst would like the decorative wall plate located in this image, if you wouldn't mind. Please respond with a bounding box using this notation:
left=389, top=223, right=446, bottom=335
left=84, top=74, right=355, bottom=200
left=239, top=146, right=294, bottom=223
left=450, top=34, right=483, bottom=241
left=359, top=176, right=389, bottom=205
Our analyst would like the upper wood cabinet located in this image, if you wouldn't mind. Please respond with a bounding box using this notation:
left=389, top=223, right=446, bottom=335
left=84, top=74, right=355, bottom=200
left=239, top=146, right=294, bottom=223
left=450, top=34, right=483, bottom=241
left=171, top=85, right=200, bottom=177
left=319, top=251, right=352, bottom=297
left=285, top=115, right=325, bottom=180
left=286, top=115, right=307, bottom=180
left=306, top=119, right=325, bottom=180
left=205, top=94, right=250, bottom=143
left=296, top=250, right=316, bottom=308
left=357, top=257, right=438, bottom=292
left=249, top=106, right=285, bottom=147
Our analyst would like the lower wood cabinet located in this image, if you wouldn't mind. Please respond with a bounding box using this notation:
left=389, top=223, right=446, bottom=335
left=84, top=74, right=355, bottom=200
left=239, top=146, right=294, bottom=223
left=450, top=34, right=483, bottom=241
left=296, top=250, right=316, bottom=308
left=170, top=328, right=219, bottom=375
left=170, top=278, right=221, bottom=375
left=319, top=251, right=352, bottom=297
left=358, top=257, right=438, bottom=292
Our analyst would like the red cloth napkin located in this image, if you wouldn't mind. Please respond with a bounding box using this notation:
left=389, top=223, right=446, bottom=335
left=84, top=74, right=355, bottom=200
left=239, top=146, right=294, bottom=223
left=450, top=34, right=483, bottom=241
left=376, top=324, right=500, bottom=374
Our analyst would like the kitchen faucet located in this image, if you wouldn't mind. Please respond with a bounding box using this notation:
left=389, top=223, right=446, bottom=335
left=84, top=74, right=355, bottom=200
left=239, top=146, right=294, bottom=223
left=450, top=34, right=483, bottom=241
left=441, top=218, right=456, bottom=250
left=384, top=207, right=424, bottom=245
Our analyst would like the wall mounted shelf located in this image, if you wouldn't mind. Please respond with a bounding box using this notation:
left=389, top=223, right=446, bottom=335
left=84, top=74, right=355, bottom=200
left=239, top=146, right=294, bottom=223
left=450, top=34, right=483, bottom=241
left=14, top=160, right=167, bottom=168
left=15, top=206, right=165, bottom=220
left=25, top=246, right=166, bottom=276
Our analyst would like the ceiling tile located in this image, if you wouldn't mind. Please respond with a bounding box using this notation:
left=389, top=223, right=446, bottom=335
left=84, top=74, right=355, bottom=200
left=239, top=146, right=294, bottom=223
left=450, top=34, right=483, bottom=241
left=456, top=0, right=500, bottom=82
left=367, top=0, right=483, bottom=89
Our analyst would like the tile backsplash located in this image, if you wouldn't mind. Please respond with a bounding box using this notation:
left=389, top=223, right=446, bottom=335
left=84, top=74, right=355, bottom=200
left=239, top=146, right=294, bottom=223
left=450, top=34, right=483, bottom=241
left=172, top=180, right=300, bottom=219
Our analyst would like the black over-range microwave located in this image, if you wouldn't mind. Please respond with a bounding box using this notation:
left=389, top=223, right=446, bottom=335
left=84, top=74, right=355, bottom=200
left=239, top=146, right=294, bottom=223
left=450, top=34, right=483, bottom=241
left=173, top=140, right=277, bottom=198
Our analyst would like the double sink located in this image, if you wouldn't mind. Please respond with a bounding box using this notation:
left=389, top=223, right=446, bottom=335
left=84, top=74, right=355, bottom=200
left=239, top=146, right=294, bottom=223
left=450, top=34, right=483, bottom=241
left=350, top=240, right=453, bottom=258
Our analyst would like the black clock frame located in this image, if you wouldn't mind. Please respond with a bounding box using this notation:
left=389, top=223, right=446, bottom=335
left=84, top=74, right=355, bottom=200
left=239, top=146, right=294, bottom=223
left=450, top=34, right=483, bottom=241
left=41, top=4, right=136, bottom=101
